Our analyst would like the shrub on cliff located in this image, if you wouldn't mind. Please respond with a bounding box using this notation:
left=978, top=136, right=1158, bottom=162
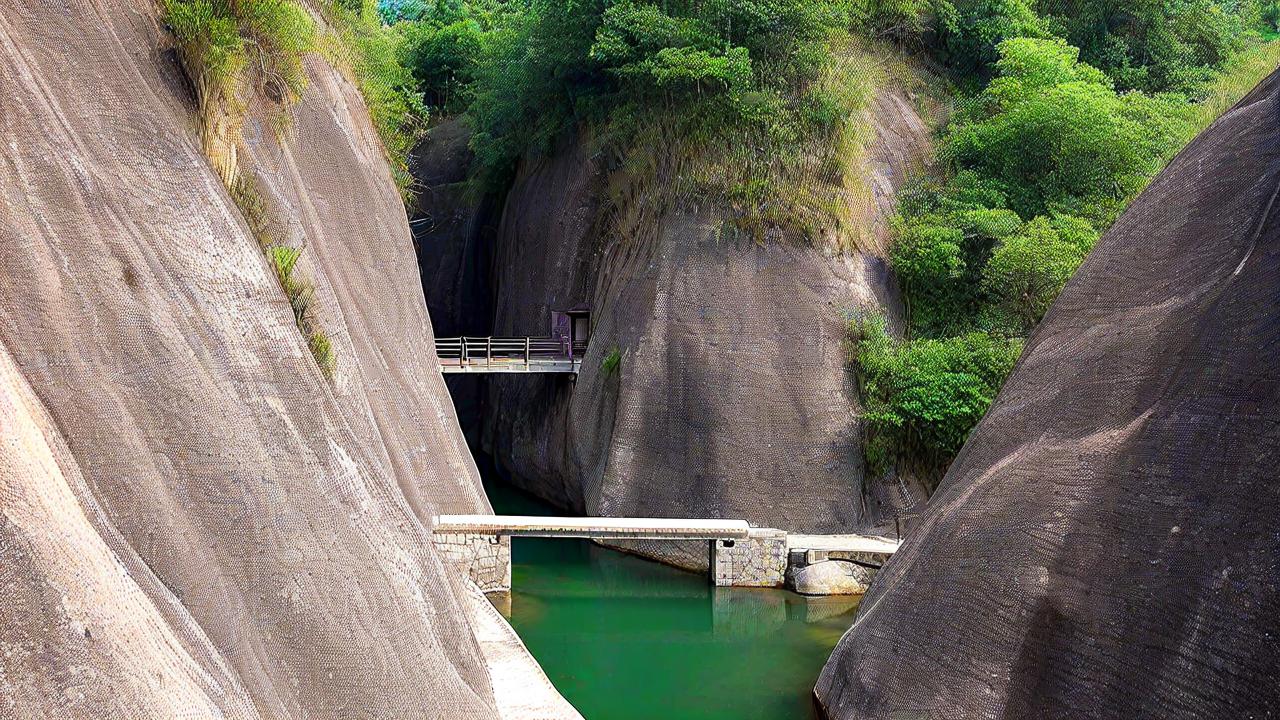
left=852, top=316, right=1021, bottom=486
left=162, top=0, right=246, bottom=120
left=981, top=215, right=1096, bottom=333
left=892, top=37, right=1184, bottom=341
left=163, top=0, right=352, bottom=380
left=945, top=37, right=1190, bottom=219
left=866, top=27, right=1276, bottom=479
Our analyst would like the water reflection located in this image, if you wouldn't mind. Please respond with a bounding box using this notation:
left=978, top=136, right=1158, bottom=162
left=486, top=480, right=860, bottom=720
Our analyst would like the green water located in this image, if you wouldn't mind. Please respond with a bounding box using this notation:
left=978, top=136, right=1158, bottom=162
left=486, top=480, right=860, bottom=720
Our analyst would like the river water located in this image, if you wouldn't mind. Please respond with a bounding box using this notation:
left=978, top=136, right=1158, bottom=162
left=484, top=478, right=860, bottom=720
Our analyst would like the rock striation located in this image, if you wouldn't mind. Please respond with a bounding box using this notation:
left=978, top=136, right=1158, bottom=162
left=0, top=3, right=574, bottom=718
left=815, top=70, right=1280, bottom=720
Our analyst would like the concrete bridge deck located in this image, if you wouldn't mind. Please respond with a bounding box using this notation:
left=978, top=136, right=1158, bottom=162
left=431, top=515, right=900, bottom=594
left=434, top=514, right=751, bottom=540
left=788, top=534, right=900, bottom=555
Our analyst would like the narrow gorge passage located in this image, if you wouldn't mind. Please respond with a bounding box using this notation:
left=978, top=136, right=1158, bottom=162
left=477, top=459, right=862, bottom=720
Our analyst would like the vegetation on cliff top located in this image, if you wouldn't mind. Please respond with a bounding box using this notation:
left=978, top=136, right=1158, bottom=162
left=172, top=0, right=1279, bottom=487
left=853, top=3, right=1280, bottom=487
left=393, top=0, right=928, bottom=244
left=162, top=0, right=337, bottom=378
left=377, top=0, right=1280, bottom=488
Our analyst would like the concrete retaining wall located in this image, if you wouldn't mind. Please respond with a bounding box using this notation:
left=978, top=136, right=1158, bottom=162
left=432, top=532, right=511, bottom=593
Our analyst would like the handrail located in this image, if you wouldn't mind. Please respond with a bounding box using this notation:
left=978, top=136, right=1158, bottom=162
left=436, top=336, right=583, bottom=374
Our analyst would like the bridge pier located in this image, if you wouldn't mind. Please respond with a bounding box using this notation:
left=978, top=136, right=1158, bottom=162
left=432, top=531, right=511, bottom=593
left=710, top=528, right=788, bottom=587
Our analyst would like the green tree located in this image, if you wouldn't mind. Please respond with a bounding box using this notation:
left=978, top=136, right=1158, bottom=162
left=854, top=316, right=1022, bottom=485
left=981, top=215, right=1096, bottom=332
left=400, top=18, right=486, bottom=110
left=930, top=0, right=1048, bottom=77
left=1040, top=0, right=1260, bottom=93
left=945, top=37, right=1190, bottom=218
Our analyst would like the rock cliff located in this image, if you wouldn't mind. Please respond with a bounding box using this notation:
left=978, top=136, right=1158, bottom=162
left=414, top=75, right=934, bottom=568
left=0, top=3, right=573, bottom=718
left=814, top=70, right=1280, bottom=719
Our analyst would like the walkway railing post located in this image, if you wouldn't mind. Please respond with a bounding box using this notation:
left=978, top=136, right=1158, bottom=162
left=524, top=337, right=531, bottom=369
left=461, top=337, right=468, bottom=366
left=486, top=336, right=492, bottom=369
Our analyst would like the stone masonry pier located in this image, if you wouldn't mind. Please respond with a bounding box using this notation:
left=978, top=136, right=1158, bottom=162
left=431, top=515, right=899, bottom=595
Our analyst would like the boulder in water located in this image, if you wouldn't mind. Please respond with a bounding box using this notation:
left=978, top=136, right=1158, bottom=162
left=790, top=561, right=876, bottom=596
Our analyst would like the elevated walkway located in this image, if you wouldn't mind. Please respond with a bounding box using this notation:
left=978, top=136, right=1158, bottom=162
left=437, top=337, right=582, bottom=374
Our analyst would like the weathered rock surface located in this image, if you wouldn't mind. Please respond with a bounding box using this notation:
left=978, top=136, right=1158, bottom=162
left=0, top=4, right=573, bottom=718
left=409, top=118, right=497, bottom=443
left=411, top=118, right=495, bottom=341
left=815, top=71, right=1280, bottom=719
left=453, top=79, right=934, bottom=569
left=789, top=561, right=875, bottom=596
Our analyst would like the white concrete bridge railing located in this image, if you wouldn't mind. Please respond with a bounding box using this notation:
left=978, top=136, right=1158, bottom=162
left=434, top=514, right=751, bottom=539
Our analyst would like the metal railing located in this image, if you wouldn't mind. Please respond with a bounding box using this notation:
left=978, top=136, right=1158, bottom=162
left=436, top=336, right=583, bottom=374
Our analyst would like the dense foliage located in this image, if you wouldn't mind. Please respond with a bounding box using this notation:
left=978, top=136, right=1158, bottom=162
left=369, top=0, right=1277, bottom=485
left=1043, top=0, right=1261, bottom=93
left=848, top=7, right=1275, bottom=483
left=395, top=0, right=922, bottom=191
left=854, top=316, right=1021, bottom=478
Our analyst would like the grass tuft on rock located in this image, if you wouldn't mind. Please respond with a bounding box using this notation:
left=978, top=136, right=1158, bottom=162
left=600, top=347, right=621, bottom=376
left=162, top=0, right=341, bottom=381
left=267, top=244, right=336, bottom=379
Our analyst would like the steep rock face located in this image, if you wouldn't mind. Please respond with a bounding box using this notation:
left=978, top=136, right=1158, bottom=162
left=815, top=72, right=1280, bottom=719
left=411, top=118, right=495, bottom=341
left=476, top=85, right=932, bottom=567
left=409, top=119, right=497, bottom=442
left=0, top=4, right=571, bottom=718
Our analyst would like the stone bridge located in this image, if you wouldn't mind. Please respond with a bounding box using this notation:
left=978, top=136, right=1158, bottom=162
left=431, top=514, right=900, bottom=595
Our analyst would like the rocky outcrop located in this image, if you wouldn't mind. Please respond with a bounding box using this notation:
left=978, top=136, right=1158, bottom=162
left=465, top=77, right=934, bottom=569
left=789, top=561, right=875, bottom=596
left=0, top=4, right=572, bottom=718
left=815, top=71, right=1280, bottom=719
